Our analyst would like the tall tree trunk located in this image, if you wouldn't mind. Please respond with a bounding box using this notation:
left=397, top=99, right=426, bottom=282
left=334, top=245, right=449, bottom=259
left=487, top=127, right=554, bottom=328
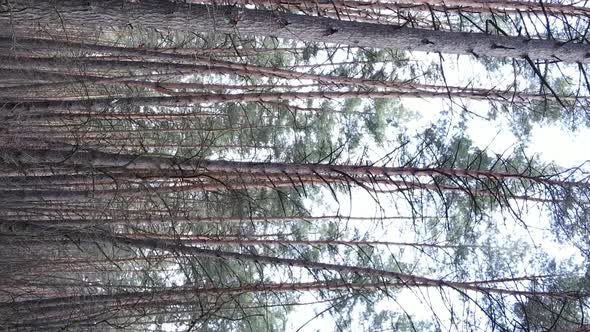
left=3, top=38, right=583, bottom=105
left=4, top=147, right=584, bottom=189
left=121, top=233, right=476, bottom=249
left=4, top=88, right=578, bottom=115
left=243, top=0, right=590, bottom=18
left=13, top=223, right=577, bottom=299
left=3, top=0, right=590, bottom=63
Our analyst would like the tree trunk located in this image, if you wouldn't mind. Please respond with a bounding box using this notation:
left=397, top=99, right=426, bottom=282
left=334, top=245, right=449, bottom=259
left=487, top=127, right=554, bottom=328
left=3, top=88, right=575, bottom=115
left=4, top=147, right=584, bottom=189
left=243, top=0, right=590, bottom=18
left=3, top=38, right=583, bottom=105
left=121, top=233, right=473, bottom=249
left=388, top=0, right=590, bottom=17
left=13, top=223, right=577, bottom=299
left=3, top=0, right=590, bottom=63
left=20, top=214, right=423, bottom=226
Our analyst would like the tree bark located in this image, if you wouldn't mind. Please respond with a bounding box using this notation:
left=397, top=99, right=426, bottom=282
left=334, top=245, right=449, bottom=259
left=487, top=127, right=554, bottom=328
left=3, top=0, right=590, bottom=63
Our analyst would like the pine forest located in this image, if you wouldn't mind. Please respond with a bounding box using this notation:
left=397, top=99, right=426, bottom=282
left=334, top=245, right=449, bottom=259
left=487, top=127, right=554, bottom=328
left=2, top=0, right=590, bottom=331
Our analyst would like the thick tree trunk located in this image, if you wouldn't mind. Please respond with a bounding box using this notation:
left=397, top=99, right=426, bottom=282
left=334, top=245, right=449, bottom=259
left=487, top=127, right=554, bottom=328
left=2, top=0, right=590, bottom=63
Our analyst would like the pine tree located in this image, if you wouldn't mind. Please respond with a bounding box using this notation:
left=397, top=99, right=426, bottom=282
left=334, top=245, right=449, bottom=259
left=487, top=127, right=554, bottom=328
left=2, top=0, right=590, bottom=331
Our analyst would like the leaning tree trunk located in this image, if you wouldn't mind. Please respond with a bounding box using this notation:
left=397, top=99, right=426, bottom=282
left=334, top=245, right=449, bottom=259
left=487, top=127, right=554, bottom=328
left=2, top=0, right=590, bottom=63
